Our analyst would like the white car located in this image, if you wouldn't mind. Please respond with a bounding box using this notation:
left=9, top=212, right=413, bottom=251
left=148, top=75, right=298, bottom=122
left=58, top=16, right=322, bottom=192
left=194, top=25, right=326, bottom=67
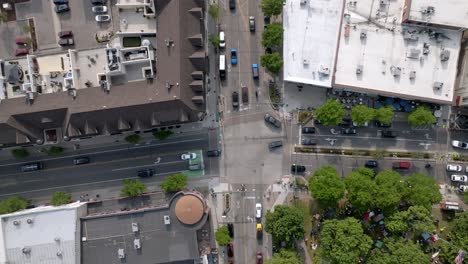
left=447, top=164, right=463, bottom=172
left=219, top=31, right=225, bottom=48
left=92, top=6, right=108, bottom=13
left=451, top=175, right=468, bottom=182
left=459, top=185, right=468, bottom=192
left=255, top=203, right=262, bottom=219
left=181, top=152, right=197, bottom=160
left=452, top=140, right=468, bottom=149
left=95, top=14, right=111, bottom=22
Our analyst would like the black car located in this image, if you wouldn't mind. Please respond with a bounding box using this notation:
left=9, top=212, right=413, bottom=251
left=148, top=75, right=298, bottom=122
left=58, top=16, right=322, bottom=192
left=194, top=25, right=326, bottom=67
left=229, top=0, right=235, bottom=9
left=73, top=157, right=90, bottom=165
left=302, top=127, right=316, bottom=134
left=227, top=223, right=234, bottom=238
left=381, top=130, right=398, bottom=138
left=264, top=114, right=281, bottom=128
left=227, top=243, right=234, bottom=257
left=232, top=92, right=239, bottom=108
left=302, top=138, right=317, bottom=145
left=291, top=164, right=306, bottom=173
left=53, top=0, right=68, bottom=4
left=340, top=118, right=352, bottom=126
left=365, top=160, right=378, bottom=168
left=268, top=140, right=283, bottom=149
left=91, top=0, right=107, bottom=5
left=375, top=121, right=392, bottom=128
left=341, top=127, right=357, bottom=135
left=137, top=169, right=154, bottom=177
left=207, top=149, right=221, bottom=157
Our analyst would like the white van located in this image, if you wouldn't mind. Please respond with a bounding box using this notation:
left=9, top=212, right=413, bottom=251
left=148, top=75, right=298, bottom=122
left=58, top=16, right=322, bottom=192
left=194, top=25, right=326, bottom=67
left=219, top=31, right=225, bottom=48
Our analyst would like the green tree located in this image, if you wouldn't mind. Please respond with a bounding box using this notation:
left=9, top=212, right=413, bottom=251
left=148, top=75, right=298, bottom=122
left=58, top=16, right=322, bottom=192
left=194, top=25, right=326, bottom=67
left=47, top=146, right=64, bottom=156
left=124, top=134, right=141, bottom=144
left=451, top=212, right=468, bottom=250
left=215, top=225, right=232, bottom=246
left=153, top=130, right=173, bottom=140
left=367, top=237, right=429, bottom=264
left=261, top=0, right=285, bottom=17
left=373, top=170, right=403, bottom=213
left=407, top=106, right=436, bottom=127
left=315, top=100, right=346, bottom=126
left=386, top=206, right=435, bottom=236
left=436, top=241, right=459, bottom=264
left=209, top=34, right=220, bottom=47
left=262, top=23, right=283, bottom=48
left=351, top=105, right=375, bottom=126
left=260, top=52, right=283, bottom=75
left=208, top=4, right=220, bottom=20
left=266, top=249, right=302, bottom=264
left=0, top=196, right=28, bottom=214
left=265, top=205, right=304, bottom=245
left=121, top=179, right=147, bottom=197
left=320, top=218, right=372, bottom=264
left=160, top=173, right=187, bottom=193
left=344, top=168, right=376, bottom=213
left=375, top=106, right=394, bottom=125
left=309, top=166, right=345, bottom=206
left=0, top=12, right=8, bottom=24
left=402, top=173, right=441, bottom=209
left=50, top=191, right=71, bottom=206
left=11, top=148, right=29, bottom=159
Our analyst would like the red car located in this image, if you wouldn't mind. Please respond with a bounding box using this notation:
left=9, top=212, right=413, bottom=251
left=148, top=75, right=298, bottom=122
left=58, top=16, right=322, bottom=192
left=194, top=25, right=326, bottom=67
left=15, top=38, right=29, bottom=45
left=15, top=48, right=29, bottom=56
left=227, top=243, right=234, bottom=258
left=256, top=251, right=263, bottom=264
left=392, top=161, right=411, bottom=169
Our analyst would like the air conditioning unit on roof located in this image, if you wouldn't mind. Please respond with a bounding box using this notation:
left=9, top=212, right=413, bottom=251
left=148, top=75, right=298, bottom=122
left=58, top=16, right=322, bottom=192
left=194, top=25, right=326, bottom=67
left=300, top=0, right=307, bottom=5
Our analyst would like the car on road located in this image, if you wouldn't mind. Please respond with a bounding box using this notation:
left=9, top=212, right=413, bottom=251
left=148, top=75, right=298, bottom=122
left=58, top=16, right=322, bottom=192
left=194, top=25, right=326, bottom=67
left=95, top=14, right=111, bottom=22
left=232, top=91, right=239, bottom=108
left=91, top=0, right=107, bottom=5
left=15, top=48, right=29, bottom=56
left=181, top=152, right=197, bottom=160
left=460, top=185, right=468, bottom=192
left=268, top=140, right=283, bottom=149
left=230, top=49, right=237, bottom=65
left=15, top=38, right=29, bottom=46
left=229, top=0, right=235, bottom=9
left=219, top=31, right=225, bottom=48
left=227, top=243, right=234, bottom=257
left=291, top=164, right=306, bottom=173
left=227, top=223, right=234, bottom=237
left=54, top=4, right=70, bottom=13
left=58, top=30, right=73, bottom=38
left=137, top=168, right=154, bottom=177
left=58, top=38, right=74, bottom=46
left=256, top=223, right=263, bottom=239
left=255, top=203, right=262, bottom=219
left=392, top=161, right=411, bottom=169
left=341, top=127, right=357, bottom=135
left=452, top=140, right=468, bottom=149
left=381, top=130, right=398, bottom=138
left=242, top=86, right=248, bottom=103
left=53, top=0, right=68, bottom=4
left=252, top=63, right=259, bottom=79
left=73, top=157, right=90, bottom=165
left=249, top=16, right=255, bottom=32
left=365, top=160, right=378, bottom=168
left=375, top=121, right=392, bottom=127
left=340, top=118, right=352, bottom=126
left=301, top=138, right=317, bottom=145
left=92, top=5, right=108, bottom=13
left=302, top=127, right=316, bottom=134
left=21, top=162, right=43, bottom=172
left=207, top=149, right=221, bottom=157
left=451, top=175, right=468, bottom=182
left=264, top=113, right=281, bottom=128
left=257, top=251, right=263, bottom=264
left=447, top=164, right=463, bottom=172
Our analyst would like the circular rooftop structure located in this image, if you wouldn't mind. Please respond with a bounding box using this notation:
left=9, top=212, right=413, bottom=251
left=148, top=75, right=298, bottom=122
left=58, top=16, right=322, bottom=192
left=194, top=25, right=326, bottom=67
left=174, top=194, right=204, bottom=225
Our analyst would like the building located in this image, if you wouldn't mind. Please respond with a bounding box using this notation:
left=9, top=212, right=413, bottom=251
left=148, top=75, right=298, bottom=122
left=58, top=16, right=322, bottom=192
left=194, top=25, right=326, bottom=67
left=0, top=0, right=206, bottom=148
left=401, top=0, right=468, bottom=30
left=0, top=202, right=87, bottom=264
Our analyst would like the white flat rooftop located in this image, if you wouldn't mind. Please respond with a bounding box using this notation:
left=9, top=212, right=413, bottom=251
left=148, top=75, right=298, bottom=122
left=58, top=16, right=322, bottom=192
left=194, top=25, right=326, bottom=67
left=283, top=0, right=343, bottom=88
left=405, top=0, right=468, bottom=29
left=334, top=0, right=461, bottom=103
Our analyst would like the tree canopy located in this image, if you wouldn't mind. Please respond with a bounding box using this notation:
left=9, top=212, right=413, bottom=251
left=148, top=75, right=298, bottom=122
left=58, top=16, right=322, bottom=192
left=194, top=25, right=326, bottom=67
left=266, top=249, right=302, bottom=264
left=309, top=166, right=345, bottom=206
left=160, top=173, right=187, bottom=193
left=345, top=168, right=376, bottom=213
left=367, top=237, right=429, bottom=264
left=402, top=173, right=441, bottom=209
left=261, top=0, right=285, bottom=17
left=451, top=211, right=468, bottom=250
left=260, top=52, right=283, bottom=75
left=50, top=192, right=71, bottom=206
left=0, top=196, right=28, bottom=214
left=209, top=34, right=220, bottom=47
left=262, top=23, right=283, bottom=48
left=265, top=205, right=304, bottom=245
left=386, top=206, right=434, bottom=237
left=351, top=105, right=375, bottom=126
left=215, top=225, right=232, bottom=246
left=121, top=179, right=147, bottom=197
left=320, top=217, right=372, bottom=264
left=11, top=148, right=29, bottom=159
left=124, top=134, right=141, bottom=144
left=208, top=4, right=220, bottom=20
left=375, top=106, right=394, bottom=125
left=407, top=106, right=436, bottom=127
left=373, top=170, right=403, bottom=213
left=315, top=100, right=346, bottom=126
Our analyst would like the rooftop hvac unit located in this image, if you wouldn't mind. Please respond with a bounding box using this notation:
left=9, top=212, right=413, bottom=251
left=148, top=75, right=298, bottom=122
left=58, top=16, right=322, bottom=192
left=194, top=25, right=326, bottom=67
left=300, top=0, right=307, bottom=5
left=433, top=82, right=443, bottom=90
left=423, top=43, right=430, bottom=55
left=390, top=66, right=401, bottom=77
left=356, top=65, right=363, bottom=75
left=407, top=49, right=420, bottom=59
left=303, top=59, right=309, bottom=65
left=54, top=237, right=61, bottom=242
left=421, top=6, right=435, bottom=15
left=118, top=249, right=125, bottom=259
left=409, top=71, right=416, bottom=79
left=165, top=39, right=170, bottom=47
left=360, top=30, right=367, bottom=39
left=164, top=215, right=171, bottom=225
left=319, top=65, right=330, bottom=76
left=56, top=251, right=62, bottom=257
left=132, top=222, right=139, bottom=233
left=13, top=221, right=20, bottom=226
left=440, top=50, right=450, bottom=61
left=27, top=219, right=33, bottom=224
left=22, top=247, right=31, bottom=254
left=134, top=239, right=141, bottom=249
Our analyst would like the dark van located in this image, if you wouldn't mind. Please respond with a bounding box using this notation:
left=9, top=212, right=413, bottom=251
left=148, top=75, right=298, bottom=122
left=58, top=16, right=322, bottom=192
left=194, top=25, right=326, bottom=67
left=73, top=156, right=90, bottom=165
left=242, top=86, right=249, bottom=103
left=137, top=169, right=154, bottom=177
left=21, top=162, right=43, bottom=172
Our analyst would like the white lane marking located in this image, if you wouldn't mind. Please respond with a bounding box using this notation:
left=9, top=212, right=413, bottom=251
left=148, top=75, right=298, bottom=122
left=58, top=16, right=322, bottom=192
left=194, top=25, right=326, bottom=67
left=314, top=134, right=434, bottom=143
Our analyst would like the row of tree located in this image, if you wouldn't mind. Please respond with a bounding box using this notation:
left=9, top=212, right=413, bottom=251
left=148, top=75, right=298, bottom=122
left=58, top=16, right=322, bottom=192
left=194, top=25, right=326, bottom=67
left=259, top=0, right=285, bottom=75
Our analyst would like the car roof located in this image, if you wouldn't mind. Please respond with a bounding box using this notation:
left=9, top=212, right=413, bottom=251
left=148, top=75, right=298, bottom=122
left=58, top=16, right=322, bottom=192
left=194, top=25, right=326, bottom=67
left=252, top=63, right=258, bottom=67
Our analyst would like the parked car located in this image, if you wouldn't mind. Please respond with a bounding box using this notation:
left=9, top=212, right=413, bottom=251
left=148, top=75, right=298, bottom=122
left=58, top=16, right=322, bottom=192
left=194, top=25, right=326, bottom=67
left=227, top=223, right=234, bottom=237
left=341, top=127, right=357, bottom=135
left=53, top=0, right=68, bottom=4
left=381, top=130, right=398, bottom=138
left=452, top=140, right=468, bottom=149
left=268, top=140, right=283, bottom=149
left=265, top=47, right=272, bottom=54
left=95, top=14, right=111, bottom=22
left=302, top=127, right=316, bottom=134
left=392, top=161, right=411, bottom=169
left=58, top=38, right=74, bottom=46
left=58, top=30, right=73, bottom=38
left=181, top=152, right=197, bottom=160
left=340, top=118, right=352, bottom=127
left=291, top=164, right=306, bottom=173
left=15, top=38, right=29, bottom=45
left=451, top=175, right=468, bottom=182
left=15, top=48, right=29, bottom=56
left=21, top=162, right=43, bottom=172
left=92, top=5, right=108, bottom=13
left=137, top=168, right=154, bottom=177
left=219, top=31, right=225, bottom=48
left=264, top=113, right=281, bottom=128
left=375, top=121, right=392, bottom=127
left=365, top=160, right=378, bottom=168
left=230, top=49, right=237, bottom=65
left=54, top=4, right=70, bottom=13
left=301, top=138, right=317, bottom=145
left=232, top=91, right=239, bottom=108
left=459, top=185, right=468, bottom=192
left=257, top=251, right=263, bottom=264
left=252, top=63, right=259, bottom=78
left=229, top=0, right=235, bottom=9
left=242, top=86, right=248, bottom=103
left=91, top=0, right=106, bottom=5
left=73, top=157, right=90, bottom=165
left=207, top=149, right=221, bottom=157
left=227, top=243, right=234, bottom=257
left=447, top=164, right=463, bottom=172
left=249, top=16, right=255, bottom=32
left=255, top=203, right=262, bottom=219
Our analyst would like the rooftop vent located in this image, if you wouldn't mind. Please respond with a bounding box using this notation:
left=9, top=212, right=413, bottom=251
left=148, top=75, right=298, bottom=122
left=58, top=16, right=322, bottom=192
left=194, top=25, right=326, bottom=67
left=360, top=30, right=367, bottom=39
left=433, top=82, right=443, bottom=90
left=380, top=0, right=387, bottom=5
left=54, top=237, right=61, bottom=242
left=27, top=219, right=33, bottom=224
left=300, top=0, right=307, bottom=4
left=164, top=215, right=171, bottom=225
left=421, top=6, right=435, bottom=15
left=319, top=65, right=330, bottom=76
left=407, top=49, right=420, bottom=59
left=13, top=220, right=20, bottom=226
left=303, top=59, right=309, bottom=65
left=56, top=251, right=62, bottom=257
left=423, top=43, right=430, bottom=55
left=409, top=71, right=416, bottom=79
left=440, top=50, right=450, bottom=61
left=118, top=249, right=125, bottom=259
left=356, top=65, right=363, bottom=75
left=403, top=31, right=419, bottom=41
left=22, top=247, right=31, bottom=254
left=390, top=66, right=401, bottom=77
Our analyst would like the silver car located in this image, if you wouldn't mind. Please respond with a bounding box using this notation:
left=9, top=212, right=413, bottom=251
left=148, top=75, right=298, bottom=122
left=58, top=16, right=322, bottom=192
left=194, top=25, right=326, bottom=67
left=446, top=164, right=463, bottom=172
left=92, top=5, right=108, bottom=13
left=95, top=14, right=111, bottom=22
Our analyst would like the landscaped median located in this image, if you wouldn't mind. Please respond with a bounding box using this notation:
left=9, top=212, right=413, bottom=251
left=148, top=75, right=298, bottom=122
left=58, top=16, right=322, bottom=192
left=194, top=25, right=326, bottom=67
left=294, top=146, right=435, bottom=160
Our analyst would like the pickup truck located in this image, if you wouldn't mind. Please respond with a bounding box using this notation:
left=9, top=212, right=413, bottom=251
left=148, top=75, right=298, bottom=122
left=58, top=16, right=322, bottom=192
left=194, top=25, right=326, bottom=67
left=392, top=161, right=411, bottom=169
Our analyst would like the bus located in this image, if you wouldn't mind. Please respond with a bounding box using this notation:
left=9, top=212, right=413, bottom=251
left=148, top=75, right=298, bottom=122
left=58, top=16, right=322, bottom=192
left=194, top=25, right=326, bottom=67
left=219, top=55, right=226, bottom=79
